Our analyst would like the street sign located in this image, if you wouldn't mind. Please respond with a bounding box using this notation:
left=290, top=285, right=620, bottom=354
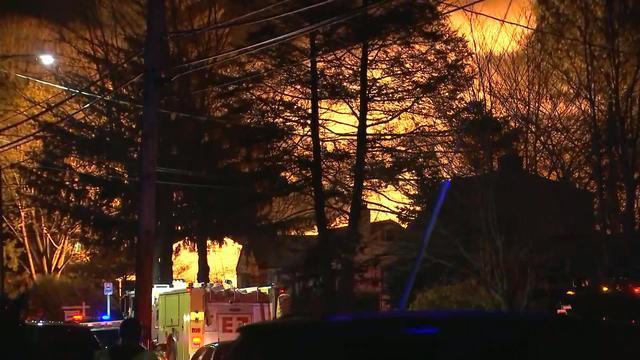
left=104, top=282, right=113, bottom=296
left=103, top=282, right=113, bottom=319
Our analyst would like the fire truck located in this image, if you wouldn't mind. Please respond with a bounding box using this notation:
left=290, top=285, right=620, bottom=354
left=153, top=284, right=275, bottom=360
left=121, top=281, right=188, bottom=319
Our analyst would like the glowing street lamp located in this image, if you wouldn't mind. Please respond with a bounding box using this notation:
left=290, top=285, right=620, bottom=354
left=0, top=53, right=56, bottom=66
left=38, top=54, right=55, bottom=66
left=0, top=51, right=55, bottom=297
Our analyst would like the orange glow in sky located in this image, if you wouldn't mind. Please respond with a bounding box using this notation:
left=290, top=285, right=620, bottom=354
left=169, top=2, right=537, bottom=278
left=447, top=0, right=534, bottom=53
left=172, top=238, right=242, bottom=285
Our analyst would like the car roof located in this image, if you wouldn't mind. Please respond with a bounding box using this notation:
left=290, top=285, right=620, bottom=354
left=203, top=340, right=235, bottom=348
left=233, top=311, right=640, bottom=359
left=241, top=310, right=542, bottom=327
left=24, top=321, right=88, bottom=328
left=238, top=310, right=638, bottom=337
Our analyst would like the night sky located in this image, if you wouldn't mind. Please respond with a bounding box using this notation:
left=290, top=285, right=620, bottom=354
left=0, top=0, right=95, bottom=23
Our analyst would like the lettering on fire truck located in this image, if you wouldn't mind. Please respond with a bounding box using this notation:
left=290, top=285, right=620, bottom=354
left=219, top=314, right=252, bottom=333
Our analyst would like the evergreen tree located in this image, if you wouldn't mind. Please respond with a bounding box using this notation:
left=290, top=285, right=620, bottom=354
left=248, top=0, right=471, bottom=309
left=21, top=0, right=303, bottom=284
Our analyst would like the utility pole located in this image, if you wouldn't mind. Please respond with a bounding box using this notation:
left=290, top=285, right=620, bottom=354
left=0, top=168, right=4, bottom=298
left=136, top=0, right=165, bottom=347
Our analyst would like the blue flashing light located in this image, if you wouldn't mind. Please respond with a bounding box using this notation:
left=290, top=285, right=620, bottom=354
left=405, top=325, right=440, bottom=335
left=101, top=315, right=111, bottom=320
left=327, top=314, right=354, bottom=322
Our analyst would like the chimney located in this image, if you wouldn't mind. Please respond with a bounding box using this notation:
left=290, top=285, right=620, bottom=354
left=498, top=153, right=523, bottom=173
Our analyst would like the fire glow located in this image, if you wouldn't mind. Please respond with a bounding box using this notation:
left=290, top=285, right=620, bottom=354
left=446, top=0, right=534, bottom=54
left=172, top=238, right=242, bottom=285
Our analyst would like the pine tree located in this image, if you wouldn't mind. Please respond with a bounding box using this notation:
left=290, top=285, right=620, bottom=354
left=248, top=0, right=472, bottom=310
left=21, top=0, right=303, bottom=285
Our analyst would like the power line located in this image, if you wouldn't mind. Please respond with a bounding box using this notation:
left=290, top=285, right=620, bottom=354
left=169, top=0, right=295, bottom=37
left=190, top=0, right=485, bottom=94
left=442, top=1, right=634, bottom=54
left=443, top=1, right=533, bottom=29
left=0, top=0, right=483, bottom=152
left=0, top=78, right=90, bottom=135
left=21, top=162, right=239, bottom=190
left=3, top=154, right=233, bottom=186
left=0, top=2, right=356, bottom=142
left=0, top=3, right=349, bottom=126
left=6, top=68, right=316, bottom=131
left=0, top=73, right=143, bottom=154
left=441, top=0, right=485, bottom=16
left=6, top=71, right=219, bottom=122
left=0, top=87, right=65, bottom=126
left=171, top=0, right=389, bottom=80
left=0, top=51, right=143, bottom=136
left=2, top=0, right=479, bottom=137
left=169, top=0, right=337, bottom=37
left=0, top=2, right=340, bottom=136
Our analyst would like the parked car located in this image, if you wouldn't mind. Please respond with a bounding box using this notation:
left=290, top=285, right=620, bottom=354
left=228, top=312, right=640, bottom=360
left=20, top=321, right=101, bottom=359
left=559, top=277, right=640, bottom=321
left=191, top=341, right=234, bottom=360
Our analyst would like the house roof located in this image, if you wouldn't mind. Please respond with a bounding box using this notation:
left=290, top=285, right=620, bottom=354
left=244, top=220, right=406, bottom=271
left=249, top=234, right=318, bottom=270
left=410, top=159, right=594, bottom=250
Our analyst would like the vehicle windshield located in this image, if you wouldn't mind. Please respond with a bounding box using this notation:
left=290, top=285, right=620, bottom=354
left=92, top=327, right=120, bottom=348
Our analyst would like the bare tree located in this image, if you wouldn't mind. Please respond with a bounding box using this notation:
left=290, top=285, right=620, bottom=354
left=537, top=0, right=640, bottom=254
left=2, top=167, right=85, bottom=282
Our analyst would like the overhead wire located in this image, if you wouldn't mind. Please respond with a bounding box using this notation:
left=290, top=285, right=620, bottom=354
left=0, top=73, right=142, bottom=154
left=18, top=162, right=239, bottom=190
left=185, top=0, right=620, bottom=131
left=170, top=0, right=390, bottom=80
left=0, top=2, right=320, bottom=136
left=0, top=1, right=359, bottom=145
left=441, top=1, right=635, bottom=54
left=169, top=0, right=336, bottom=37
left=0, top=87, right=65, bottom=126
left=0, top=0, right=483, bottom=155
left=189, top=0, right=484, bottom=94
left=5, top=71, right=221, bottom=122
left=168, top=0, right=295, bottom=37
left=2, top=152, right=232, bottom=187
left=0, top=51, right=143, bottom=136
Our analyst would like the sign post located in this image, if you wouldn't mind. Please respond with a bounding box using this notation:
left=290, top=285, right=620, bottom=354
left=104, top=282, right=113, bottom=319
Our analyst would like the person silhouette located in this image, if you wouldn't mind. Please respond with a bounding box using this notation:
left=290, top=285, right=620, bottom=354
left=94, top=318, right=159, bottom=360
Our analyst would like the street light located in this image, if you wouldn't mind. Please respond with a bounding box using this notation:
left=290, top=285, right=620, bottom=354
left=38, top=54, right=55, bottom=66
left=0, top=53, right=56, bottom=66
left=0, top=51, right=55, bottom=298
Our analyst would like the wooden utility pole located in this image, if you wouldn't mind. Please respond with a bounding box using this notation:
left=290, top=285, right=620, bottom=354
left=136, top=0, right=165, bottom=346
left=0, top=169, right=4, bottom=298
